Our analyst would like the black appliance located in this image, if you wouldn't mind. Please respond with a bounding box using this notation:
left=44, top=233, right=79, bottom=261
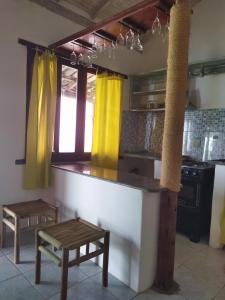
left=177, top=159, right=215, bottom=243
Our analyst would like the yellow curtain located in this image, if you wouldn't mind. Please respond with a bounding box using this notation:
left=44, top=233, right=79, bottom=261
left=92, top=73, right=123, bottom=169
left=23, top=51, right=57, bottom=189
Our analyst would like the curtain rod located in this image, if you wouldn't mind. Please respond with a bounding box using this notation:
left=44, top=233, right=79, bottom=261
left=18, top=38, right=128, bottom=79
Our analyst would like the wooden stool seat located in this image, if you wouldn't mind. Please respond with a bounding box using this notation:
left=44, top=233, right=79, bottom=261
left=3, top=199, right=56, bottom=218
left=1, top=199, right=58, bottom=264
left=35, top=218, right=110, bottom=300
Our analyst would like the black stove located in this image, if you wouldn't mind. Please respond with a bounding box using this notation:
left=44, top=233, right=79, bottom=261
left=177, top=158, right=215, bottom=242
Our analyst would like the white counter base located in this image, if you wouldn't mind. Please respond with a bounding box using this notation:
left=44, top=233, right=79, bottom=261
left=52, top=168, right=161, bottom=292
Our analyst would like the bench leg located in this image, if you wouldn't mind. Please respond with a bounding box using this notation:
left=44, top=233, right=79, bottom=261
left=14, top=217, right=20, bottom=264
left=1, top=211, right=6, bottom=249
left=103, top=231, right=110, bottom=287
left=35, top=233, right=41, bottom=284
left=61, top=249, right=69, bottom=300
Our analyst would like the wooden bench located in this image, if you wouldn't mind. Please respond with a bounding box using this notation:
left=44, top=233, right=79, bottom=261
left=1, top=199, right=58, bottom=263
left=35, top=218, right=110, bottom=300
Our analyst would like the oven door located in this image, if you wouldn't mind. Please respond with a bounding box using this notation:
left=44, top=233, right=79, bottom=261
left=178, top=180, right=201, bottom=209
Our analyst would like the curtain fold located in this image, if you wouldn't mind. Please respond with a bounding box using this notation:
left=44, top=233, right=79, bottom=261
left=91, top=73, right=123, bottom=170
left=23, top=51, right=57, bottom=189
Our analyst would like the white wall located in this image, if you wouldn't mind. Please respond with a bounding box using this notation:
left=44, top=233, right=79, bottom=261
left=188, top=0, right=225, bottom=109
left=103, top=0, right=225, bottom=109
left=0, top=0, right=82, bottom=204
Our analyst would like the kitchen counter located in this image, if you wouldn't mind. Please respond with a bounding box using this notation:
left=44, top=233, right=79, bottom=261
left=52, top=162, right=163, bottom=192
left=51, top=162, right=162, bottom=292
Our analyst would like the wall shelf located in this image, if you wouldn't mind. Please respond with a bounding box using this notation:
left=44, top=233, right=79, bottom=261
left=132, top=89, right=166, bottom=96
left=130, top=72, right=166, bottom=111
left=130, top=108, right=165, bottom=112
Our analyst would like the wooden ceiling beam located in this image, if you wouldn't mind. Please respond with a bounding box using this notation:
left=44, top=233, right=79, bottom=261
left=72, top=39, right=93, bottom=51
left=94, top=30, right=117, bottom=43
left=119, top=18, right=147, bottom=33
left=28, top=0, right=94, bottom=28
left=49, top=0, right=165, bottom=49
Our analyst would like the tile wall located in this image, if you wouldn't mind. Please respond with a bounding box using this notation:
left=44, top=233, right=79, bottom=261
left=120, top=109, right=225, bottom=161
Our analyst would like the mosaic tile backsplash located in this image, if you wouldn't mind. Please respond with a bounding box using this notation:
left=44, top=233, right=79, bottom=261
left=120, top=109, right=225, bottom=161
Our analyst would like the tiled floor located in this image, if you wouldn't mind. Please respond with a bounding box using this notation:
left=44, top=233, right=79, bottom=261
left=0, top=232, right=225, bottom=300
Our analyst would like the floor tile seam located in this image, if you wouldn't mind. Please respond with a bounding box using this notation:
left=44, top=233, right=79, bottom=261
left=2, top=244, right=35, bottom=256
left=211, top=282, right=225, bottom=300
left=175, top=251, right=196, bottom=264
left=5, top=254, right=53, bottom=274
left=22, top=274, right=46, bottom=299
left=182, top=260, right=225, bottom=283
left=79, top=268, right=102, bottom=280
left=2, top=254, right=24, bottom=274
left=23, top=265, right=93, bottom=297
left=75, top=272, right=124, bottom=300
left=0, top=273, right=23, bottom=286
left=40, top=273, right=121, bottom=300
left=176, top=264, right=223, bottom=295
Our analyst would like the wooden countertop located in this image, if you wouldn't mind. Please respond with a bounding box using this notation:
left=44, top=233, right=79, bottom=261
left=52, top=162, right=164, bottom=193
left=119, top=152, right=161, bottom=160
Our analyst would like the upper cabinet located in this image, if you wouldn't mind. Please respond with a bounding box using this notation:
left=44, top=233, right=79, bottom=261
left=130, top=71, right=166, bottom=111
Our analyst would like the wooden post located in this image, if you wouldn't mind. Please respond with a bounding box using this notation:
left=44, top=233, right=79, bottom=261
left=154, top=0, right=191, bottom=292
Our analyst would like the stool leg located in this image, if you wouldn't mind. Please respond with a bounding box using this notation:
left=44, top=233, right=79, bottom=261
left=14, top=217, right=20, bottom=264
left=1, top=211, right=6, bottom=248
left=55, top=207, right=58, bottom=224
left=61, top=249, right=69, bottom=300
left=103, top=231, right=110, bottom=287
left=35, top=233, right=41, bottom=284
left=76, top=247, right=80, bottom=266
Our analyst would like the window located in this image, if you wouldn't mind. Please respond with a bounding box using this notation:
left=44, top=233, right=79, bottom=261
left=59, top=66, right=78, bottom=153
left=52, top=58, right=96, bottom=162
left=84, top=73, right=96, bottom=152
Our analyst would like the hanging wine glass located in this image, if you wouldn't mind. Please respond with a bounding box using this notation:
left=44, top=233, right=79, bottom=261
left=103, top=40, right=108, bottom=52
left=92, top=36, right=98, bottom=59
left=116, top=25, right=125, bottom=47
left=77, top=53, right=83, bottom=65
left=161, top=18, right=170, bottom=43
left=152, top=10, right=161, bottom=35
left=86, top=51, right=93, bottom=68
left=134, top=33, right=144, bottom=52
left=70, top=43, right=77, bottom=65
left=108, top=41, right=116, bottom=59
left=125, top=29, right=135, bottom=50
left=165, top=17, right=170, bottom=32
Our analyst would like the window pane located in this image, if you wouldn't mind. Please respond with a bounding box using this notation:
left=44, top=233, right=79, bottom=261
left=84, top=73, right=96, bottom=153
left=59, top=65, right=78, bottom=153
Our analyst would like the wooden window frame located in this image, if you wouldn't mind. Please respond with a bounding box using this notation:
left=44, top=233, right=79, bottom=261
left=52, top=57, right=95, bottom=163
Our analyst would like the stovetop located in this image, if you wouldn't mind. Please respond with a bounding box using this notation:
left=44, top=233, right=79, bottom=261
left=182, top=161, right=213, bottom=170
left=182, top=156, right=214, bottom=170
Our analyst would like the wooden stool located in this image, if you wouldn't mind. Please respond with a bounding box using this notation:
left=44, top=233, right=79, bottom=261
left=35, top=218, right=110, bottom=300
left=1, top=199, right=58, bottom=264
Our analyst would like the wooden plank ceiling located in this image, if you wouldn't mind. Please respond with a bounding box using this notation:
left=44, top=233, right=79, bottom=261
left=49, top=0, right=174, bottom=57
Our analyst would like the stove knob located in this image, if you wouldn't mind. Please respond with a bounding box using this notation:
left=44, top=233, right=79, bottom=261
left=184, top=170, right=190, bottom=176
left=192, top=170, right=198, bottom=176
